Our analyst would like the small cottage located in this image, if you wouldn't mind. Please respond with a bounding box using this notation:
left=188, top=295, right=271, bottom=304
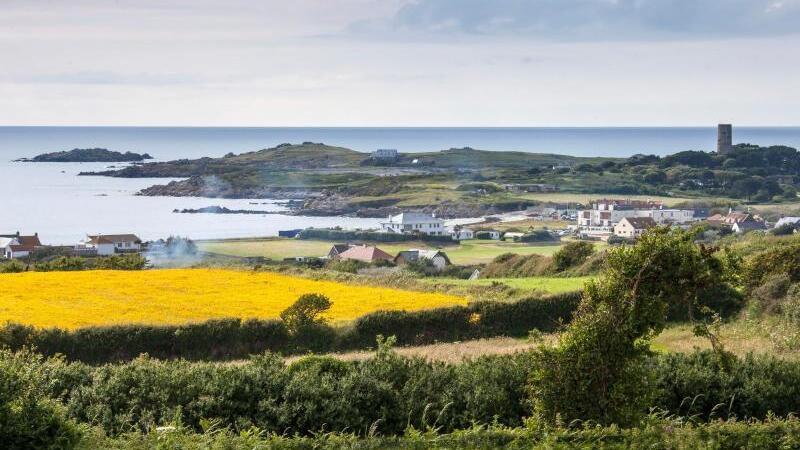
left=394, top=249, right=452, bottom=269
left=613, top=217, right=656, bottom=238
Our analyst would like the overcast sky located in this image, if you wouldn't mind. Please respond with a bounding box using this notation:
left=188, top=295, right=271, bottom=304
left=1, top=0, right=799, bottom=126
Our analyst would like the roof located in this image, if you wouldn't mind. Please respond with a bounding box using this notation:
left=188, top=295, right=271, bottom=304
left=0, top=237, right=17, bottom=248
left=8, top=244, right=33, bottom=253
left=734, top=220, right=767, bottom=231
left=337, top=245, right=394, bottom=263
left=394, top=249, right=451, bottom=265
left=775, top=217, right=800, bottom=228
left=384, top=212, right=443, bottom=225
left=16, top=235, right=41, bottom=247
left=724, top=212, right=751, bottom=224
left=619, top=217, right=657, bottom=229
left=88, top=234, right=141, bottom=244
left=328, top=244, right=352, bottom=255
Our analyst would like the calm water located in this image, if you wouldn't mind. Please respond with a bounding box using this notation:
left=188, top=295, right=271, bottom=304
left=2, top=126, right=799, bottom=245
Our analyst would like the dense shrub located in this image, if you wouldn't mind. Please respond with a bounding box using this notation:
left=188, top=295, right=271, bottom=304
left=0, top=319, right=291, bottom=364
left=29, top=254, right=148, bottom=272
left=0, top=350, right=82, bottom=449
left=744, top=242, right=800, bottom=291
left=325, top=258, right=368, bottom=273
left=518, top=230, right=559, bottom=243
left=7, top=347, right=800, bottom=441
left=551, top=241, right=595, bottom=272
left=0, top=260, right=25, bottom=273
left=655, top=351, right=800, bottom=420
left=750, top=273, right=793, bottom=314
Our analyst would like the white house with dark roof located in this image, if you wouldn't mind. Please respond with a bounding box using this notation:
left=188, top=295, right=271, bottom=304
left=380, top=213, right=445, bottom=236
left=78, top=234, right=142, bottom=255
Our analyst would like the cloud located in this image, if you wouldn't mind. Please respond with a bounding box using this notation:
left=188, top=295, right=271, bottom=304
left=15, top=71, right=198, bottom=86
left=356, top=0, right=800, bottom=40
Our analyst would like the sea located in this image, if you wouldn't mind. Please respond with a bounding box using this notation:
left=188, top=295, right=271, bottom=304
left=2, top=126, right=799, bottom=245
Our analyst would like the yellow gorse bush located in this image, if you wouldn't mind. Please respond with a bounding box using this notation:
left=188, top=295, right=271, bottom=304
left=0, top=269, right=466, bottom=329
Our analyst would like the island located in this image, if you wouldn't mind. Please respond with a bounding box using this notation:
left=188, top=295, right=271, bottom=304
left=16, top=148, right=153, bottom=162
left=78, top=141, right=800, bottom=218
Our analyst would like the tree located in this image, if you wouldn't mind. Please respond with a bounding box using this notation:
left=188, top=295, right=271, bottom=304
left=280, top=293, right=332, bottom=334
left=528, top=227, right=739, bottom=426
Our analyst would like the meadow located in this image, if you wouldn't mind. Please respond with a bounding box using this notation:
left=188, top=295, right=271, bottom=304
left=423, top=276, right=593, bottom=294
left=0, top=269, right=465, bottom=329
left=198, top=238, right=565, bottom=265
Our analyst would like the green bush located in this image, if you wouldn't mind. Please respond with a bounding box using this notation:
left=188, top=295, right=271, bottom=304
left=551, top=241, right=595, bottom=272
left=518, top=230, right=559, bottom=243
left=744, top=242, right=800, bottom=292
left=529, top=228, right=741, bottom=426
left=0, top=260, right=25, bottom=273
left=0, top=350, right=82, bottom=450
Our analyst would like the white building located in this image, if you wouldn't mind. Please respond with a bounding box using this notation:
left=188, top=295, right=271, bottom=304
left=578, top=199, right=696, bottom=236
left=371, top=148, right=398, bottom=160
left=78, top=234, right=142, bottom=256
left=449, top=226, right=474, bottom=241
left=381, top=213, right=445, bottom=236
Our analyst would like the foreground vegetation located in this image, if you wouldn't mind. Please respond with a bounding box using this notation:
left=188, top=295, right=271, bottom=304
left=4, top=228, right=800, bottom=449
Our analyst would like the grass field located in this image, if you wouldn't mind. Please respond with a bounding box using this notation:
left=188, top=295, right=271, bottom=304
left=198, top=238, right=566, bottom=265
left=514, top=192, right=703, bottom=206
left=0, top=269, right=465, bottom=329
left=424, top=276, right=592, bottom=294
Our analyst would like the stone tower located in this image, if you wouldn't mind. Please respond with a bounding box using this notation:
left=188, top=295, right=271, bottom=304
left=717, top=124, right=733, bottom=155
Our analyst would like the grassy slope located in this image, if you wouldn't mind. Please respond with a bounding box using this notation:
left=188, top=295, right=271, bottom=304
left=198, top=238, right=566, bottom=265
left=422, top=276, right=593, bottom=294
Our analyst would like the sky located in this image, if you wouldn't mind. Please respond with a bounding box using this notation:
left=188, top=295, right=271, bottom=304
left=1, top=0, right=799, bottom=126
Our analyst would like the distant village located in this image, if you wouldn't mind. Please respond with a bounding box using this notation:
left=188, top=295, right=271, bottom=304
left=5, top=202, right=799, bottom=273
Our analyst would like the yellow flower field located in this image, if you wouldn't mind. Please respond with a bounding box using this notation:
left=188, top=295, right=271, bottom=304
left=0, top=269, right=466, bottom=329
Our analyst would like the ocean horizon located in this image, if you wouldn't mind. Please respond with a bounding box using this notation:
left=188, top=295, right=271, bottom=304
left=3, top=126, right=800, bottom=161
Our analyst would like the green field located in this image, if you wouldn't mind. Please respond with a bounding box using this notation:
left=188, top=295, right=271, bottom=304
left=514, top=192, right=702, bottom=206
left=423, top=276, right=593, bottom=293
left=198, top=238, right=566, bottom=265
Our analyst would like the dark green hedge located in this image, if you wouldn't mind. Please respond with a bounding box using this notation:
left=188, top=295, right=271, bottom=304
left=7, top=347, right=800, bottom=440
left=0, top=292, right=581, bottom=364
left=298, top=228, right=454, bottom=243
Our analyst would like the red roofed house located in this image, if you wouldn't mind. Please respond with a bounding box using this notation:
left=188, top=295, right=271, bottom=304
left=335, top=244, right=394, bottom=263
left=1, top=232, right=42, bottom=259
